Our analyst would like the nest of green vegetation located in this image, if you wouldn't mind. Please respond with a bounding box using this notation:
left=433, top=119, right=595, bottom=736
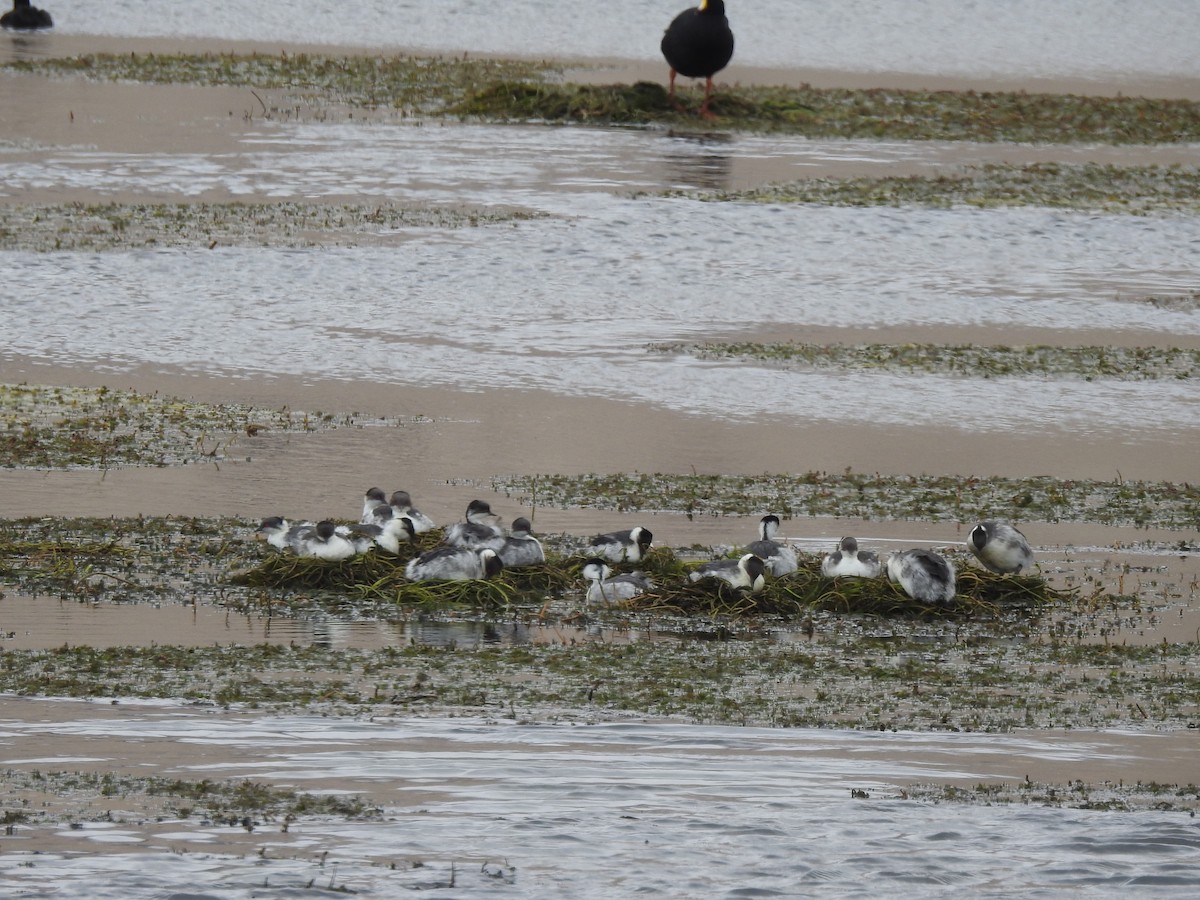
left=451, top=80, right=1200, bottom=144
left=231, top=542, right=1068, bottom=619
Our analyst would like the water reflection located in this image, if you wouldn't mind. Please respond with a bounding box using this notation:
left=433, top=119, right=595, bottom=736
left=0, top=592, right=661, bottom=651
left=660, top=131, right=735, bottom=191
left=2, top=704, right=1197, bottom=897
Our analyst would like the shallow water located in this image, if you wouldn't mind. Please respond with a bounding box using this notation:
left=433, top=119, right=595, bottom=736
left=0, top=591, right=621, bottom=651
left=35, top=0, right=1200, bottom=83
left=1, top=701, right=1198, bottom=897
left=3, top=148, right=1199, bottom=440
left=3, top=10, right=1199, bottom=896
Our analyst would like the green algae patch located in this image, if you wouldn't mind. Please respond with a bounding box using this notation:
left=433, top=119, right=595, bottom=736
left=624, top=552, right=1064, bottom=619
left=6, top=52, right=1199, bottom=143
left=0, top=201, right=544, bottom=253
left=2, top=51, right=555, bottom=113
left=1, top=770, right=381, bottom=827
left=903, top=779, right=1200, bottom=813
left=451, top=80, right=1200, bottom=144
left=230, top=540, right=1066, bottom=620
left=671, top=162, right=1200, bottom=214
left=1, top=636, right=1197, bottom=732
left=232, top=540, right=578, bottom=609
left=492, top=472, right=1200, bottom=530
left=649, top=340, right=1200, bottom=381
left=0, top=383, right=420, bottom=469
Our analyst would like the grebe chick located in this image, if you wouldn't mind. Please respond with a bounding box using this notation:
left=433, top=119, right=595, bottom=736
left=256, top=516, right=292, bottom=551
left=821, top=536, right=881, bottom=579
left=295, top=520, right=356, bottom=561
left=745, top=514, right=799, bottom=576
left=886, top=549, right=957, bottom=604
left=968, top=521, right=1034, bottom=574
left=588, top=526, right=653, bottom=563
left=360, top=487, right=388, bottom=524
left=405, top=546, right=503, bottom=581
left=688, top=553, right=766, bottom=593
left=389, top=490, right=436, bottom=533
left=581, top=558, right=653, bottom=604
left=496, top=517, right=545, bottom=567
left=444, top=499, right=504, bottom=549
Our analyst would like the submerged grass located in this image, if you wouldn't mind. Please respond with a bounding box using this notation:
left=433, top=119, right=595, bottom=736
left=451, top=80, right=1200, bottom=144
left=0, top=201, right=544, bottom=253
left=1, top=51, right=554, bottom=113
left=493, top=472, right=1200, bottom=530
left=1, top=770, right=380, bottom=826
left=0, top=515, right=1194, bottom=732
left=1, top=635, right=1196, bottom=732
left=668, top=162, right=1200, bottom=214
left=4, top=52, right=1198, bottom=143
left=648, top=340, right=1200, bottom=381
left=0, top=383, right=421, bottom=469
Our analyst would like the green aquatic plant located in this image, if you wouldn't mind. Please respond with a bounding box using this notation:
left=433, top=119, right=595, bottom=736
left=1, top=51, right=555, bottom=113
left=669, top=162, right=1200, bottom=214
left=491, top=471, right=1200, bottom=530
left=230, top=540, right=1066, bottom=619
left=5, top=52, right=1198, bottom=143
left=0, top=383, right=419, bottom=468
left=647, top=340, right=1200, bottom=381
left=0, top=201, right=544, bottom=253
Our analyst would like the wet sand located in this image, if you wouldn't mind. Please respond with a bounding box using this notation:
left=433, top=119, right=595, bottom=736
left=5, top=31, right=1199, bottom=100
left=2, top=34, right=1199, bottom=853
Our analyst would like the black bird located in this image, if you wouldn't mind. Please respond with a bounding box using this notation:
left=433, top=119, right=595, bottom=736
left=661, top=0, right=734, bottom=118
left=1, top=0, right=53, bottom=30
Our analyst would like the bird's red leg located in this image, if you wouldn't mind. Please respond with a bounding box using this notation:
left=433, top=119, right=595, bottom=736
left=668, top=69, right=686, bottom=112
left=699, top=77, right=717, bottom=119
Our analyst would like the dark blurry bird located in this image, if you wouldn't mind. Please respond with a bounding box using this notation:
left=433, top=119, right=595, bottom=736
left=661, top=0, right=734, bottom=118
left=886, top=549, right=957, bottom=605
left=1, top=0, right=53, bottom=30
left=968, top=520, right=1034, bottom=574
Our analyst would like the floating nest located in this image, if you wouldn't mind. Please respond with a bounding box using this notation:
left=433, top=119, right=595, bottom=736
left=231, top=543, right=1070, bottom=619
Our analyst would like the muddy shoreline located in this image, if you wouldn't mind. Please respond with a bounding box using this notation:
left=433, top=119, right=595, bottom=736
left=2, top=33, right=1199, bottom=860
